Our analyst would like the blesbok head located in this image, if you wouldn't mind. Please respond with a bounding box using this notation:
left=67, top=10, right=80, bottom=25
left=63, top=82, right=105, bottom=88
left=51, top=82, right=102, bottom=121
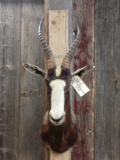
left=23, top=17, right=91, bottom=126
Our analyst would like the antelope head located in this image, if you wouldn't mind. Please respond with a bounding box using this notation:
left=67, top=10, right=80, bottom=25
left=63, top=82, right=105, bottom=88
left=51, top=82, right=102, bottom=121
left=23, top=17, right=91, bottom=126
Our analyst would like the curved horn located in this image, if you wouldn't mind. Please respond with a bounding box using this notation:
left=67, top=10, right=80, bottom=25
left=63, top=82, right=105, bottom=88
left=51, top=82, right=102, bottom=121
left=38, top=17, right=56, bottom=69
left=61, top=24, right=80, bottom=68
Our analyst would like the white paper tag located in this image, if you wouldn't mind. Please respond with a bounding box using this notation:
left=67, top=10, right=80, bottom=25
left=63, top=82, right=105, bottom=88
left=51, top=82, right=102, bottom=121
left=71, top=75, right=90, bottom=97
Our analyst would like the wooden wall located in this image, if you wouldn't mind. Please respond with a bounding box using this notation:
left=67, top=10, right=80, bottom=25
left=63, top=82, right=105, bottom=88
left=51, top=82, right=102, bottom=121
left=0, top=1, right=44, bottom=160
left=0, top=0, right=120, bottom=160
left=95, top=0, right=120, bottom=159
left=73, top=0, right=94, bottom=160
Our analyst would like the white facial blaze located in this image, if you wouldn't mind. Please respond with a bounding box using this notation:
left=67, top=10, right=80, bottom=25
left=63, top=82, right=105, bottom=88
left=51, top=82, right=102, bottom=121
left=55, top=66, right=61, bottom=76
left=50, top=79, right=66, bottom=125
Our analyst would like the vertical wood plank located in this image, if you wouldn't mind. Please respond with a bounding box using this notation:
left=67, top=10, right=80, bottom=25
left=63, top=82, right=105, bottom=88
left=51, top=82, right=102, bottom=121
left=44, top=0, right=73, bottom=58
left=49, top=10, right=68, bottom=67
left=46, top=0, right=73, bottom=66
left=95, top=0, right=120, bottom=159
left=44, top=1, right=72, bottom=160
left=50, top=149, right=71, bottom=160
left=0, top=1, right=21, bottom=160
left=0, top=2, right=5, bottom=160
left=73, top=0, right=94, bottom=160
left=48, top=10, right=71, bottom=160
left=20, top=1, right=44, bottom=160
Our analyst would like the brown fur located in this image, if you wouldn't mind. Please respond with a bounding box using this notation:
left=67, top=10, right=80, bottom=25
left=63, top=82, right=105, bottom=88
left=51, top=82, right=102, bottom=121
left=41, top=68, right=78, bottom=153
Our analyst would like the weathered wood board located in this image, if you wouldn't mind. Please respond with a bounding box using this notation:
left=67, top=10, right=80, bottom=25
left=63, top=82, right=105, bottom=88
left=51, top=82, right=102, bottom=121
left=0, top=2, right=21, bottom=160
left=72, top=0, right=94, bottom=160
left=50, top=149, right=71, bottom=160
left=49, top=10, right=68, bottom=66
left=0, top=1, right=45, bottom=160
left=19, top=1, right=44, bottom=160
left=95, top=0, right=120, bottom=159
left=44, top=0, right=73, bottom=55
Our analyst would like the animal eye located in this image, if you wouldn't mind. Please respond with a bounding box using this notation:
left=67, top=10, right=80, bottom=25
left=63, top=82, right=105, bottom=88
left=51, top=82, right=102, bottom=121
left=45, top=79, right=50, bottom=83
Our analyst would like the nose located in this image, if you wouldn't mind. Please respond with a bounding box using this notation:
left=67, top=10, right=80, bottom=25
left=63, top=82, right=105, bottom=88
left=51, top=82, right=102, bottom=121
left=50, top=115, right=63, bottom=123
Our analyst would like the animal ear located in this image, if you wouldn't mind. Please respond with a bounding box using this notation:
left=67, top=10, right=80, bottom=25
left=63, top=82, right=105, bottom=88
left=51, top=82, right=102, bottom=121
left=23, top=63, right=46, bottom=77
left=71, top=65, right=91, bottom=78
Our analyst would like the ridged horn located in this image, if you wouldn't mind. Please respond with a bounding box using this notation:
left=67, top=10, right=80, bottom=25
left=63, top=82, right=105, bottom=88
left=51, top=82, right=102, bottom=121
left=38, top=16, right=56, bottom=69
left=61, top=24, right=80, bottom=68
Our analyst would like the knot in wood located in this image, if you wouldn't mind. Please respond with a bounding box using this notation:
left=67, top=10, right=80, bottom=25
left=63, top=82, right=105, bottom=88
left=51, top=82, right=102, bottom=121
left=52, top=21, right=56, bottom=25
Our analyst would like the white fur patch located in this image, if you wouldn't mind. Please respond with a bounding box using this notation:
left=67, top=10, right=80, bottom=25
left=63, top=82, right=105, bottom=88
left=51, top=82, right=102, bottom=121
left=55, top=66, right=61, bottom=76
left=50, top=79, right=66, bottom=125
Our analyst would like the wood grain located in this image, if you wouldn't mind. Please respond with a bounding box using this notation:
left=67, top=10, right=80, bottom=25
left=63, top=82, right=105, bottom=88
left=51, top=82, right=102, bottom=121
left=73, top=0, right=94, bottom=160
left=0, top=1, right=21, bottom=160
left=48, top=10, right=71, bottom=160
left=95, top=0, right=120, bottom=159
left=50, top=149, right=71, bottom=160
left=19, top=1, right=44, bottom=160
left=49, top=10, right=68, bottom=66
left=0, top=1, right=120, bottom=160
left=44, top=0, right=73, bottom=52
